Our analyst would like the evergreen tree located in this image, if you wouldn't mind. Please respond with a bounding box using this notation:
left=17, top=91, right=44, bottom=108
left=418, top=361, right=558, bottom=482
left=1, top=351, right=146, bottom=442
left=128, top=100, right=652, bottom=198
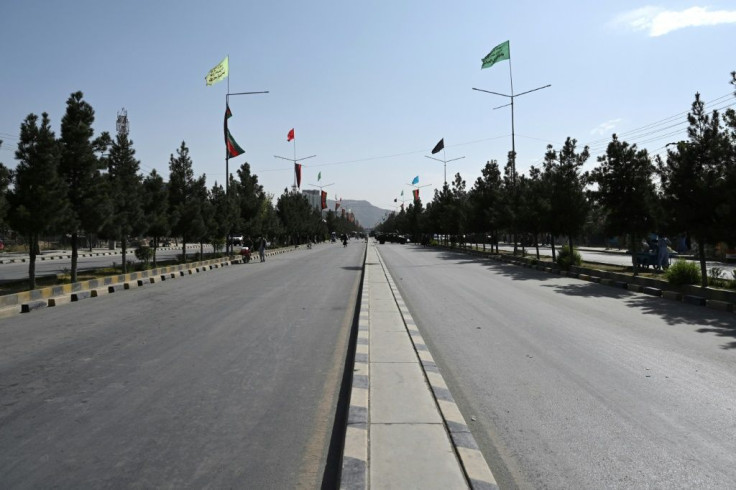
left=592, top=134, right=657, bottom=275
left=209, top=182, right=230, bottom=252
left=168, top=141, right=205, bottom=262
left=142, top=169, right=170, bottom=267
left=544, top=138, right=590, bottom=253
left=0, top=140, right=10, bottom=230
left=468, top=160, right=503, bottom=252
left=8, top=113, right=69, bottom=289
left=235, top=162, right=266, bottom=242
left=106, top=131, right=145, bottom=273
left=658, top=93, right=731, bottom=287
left=58, top=91, right=108, bottom=282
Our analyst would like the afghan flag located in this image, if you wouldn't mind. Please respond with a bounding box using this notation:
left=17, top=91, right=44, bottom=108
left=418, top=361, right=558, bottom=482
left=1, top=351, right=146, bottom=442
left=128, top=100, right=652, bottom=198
left=224, top=104, right=244, bottom=158
left=321, top=190, right=327, bottom=210
left=287, top=128, right=295, bottom=142
left=413, top=189, right=420, bottom=201
left=431, top=138, right=444, bottom=154
left=294, top=163, right=302, bottom=188
left=481, top=41, right=510, bottom=70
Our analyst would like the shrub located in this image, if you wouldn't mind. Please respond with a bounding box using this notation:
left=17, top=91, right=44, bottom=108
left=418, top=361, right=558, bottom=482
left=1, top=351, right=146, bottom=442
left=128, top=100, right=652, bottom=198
left=134, top=246, right=152, bottom=266
left=556, top=245, right=581, bottom=270
left=665, top=260, right=701, bottom=286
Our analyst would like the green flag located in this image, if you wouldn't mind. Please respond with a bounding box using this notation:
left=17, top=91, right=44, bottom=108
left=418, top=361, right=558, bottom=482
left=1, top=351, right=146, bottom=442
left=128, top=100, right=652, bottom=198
left=318, top=171, right=322, bottom=181
left=481, top=41, right=510, bottom=69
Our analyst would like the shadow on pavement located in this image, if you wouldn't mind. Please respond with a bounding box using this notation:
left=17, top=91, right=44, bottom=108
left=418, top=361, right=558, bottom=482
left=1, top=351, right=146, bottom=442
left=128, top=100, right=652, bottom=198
left=395, top=244, right=736, bottom=350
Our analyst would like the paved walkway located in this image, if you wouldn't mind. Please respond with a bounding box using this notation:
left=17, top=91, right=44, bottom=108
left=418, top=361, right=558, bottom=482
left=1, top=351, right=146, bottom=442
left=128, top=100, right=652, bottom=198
left=341, top=244, right=497, bottom=489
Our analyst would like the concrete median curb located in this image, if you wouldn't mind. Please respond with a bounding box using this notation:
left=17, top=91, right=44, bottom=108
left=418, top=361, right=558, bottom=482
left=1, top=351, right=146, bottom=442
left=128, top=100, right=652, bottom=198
left=341, top=244, right=498, bottom=489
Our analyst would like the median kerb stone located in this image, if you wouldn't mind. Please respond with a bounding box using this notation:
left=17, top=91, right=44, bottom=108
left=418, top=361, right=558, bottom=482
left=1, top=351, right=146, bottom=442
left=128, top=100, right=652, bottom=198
left=683, top=295, right=706, bottom=306
left=662, top=290, right=682, bottom=301
left=72, top=291, right=91, bottom=301
left=706, top=299, right=733, bottom=312
left=21, top=300, right=47, bottom=313
left=642, top=286, right=662, bottom=297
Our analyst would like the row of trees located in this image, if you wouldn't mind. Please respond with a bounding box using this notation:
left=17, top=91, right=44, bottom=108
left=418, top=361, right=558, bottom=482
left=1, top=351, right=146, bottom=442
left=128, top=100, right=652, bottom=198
left=0, top=92, right=362, bottom=289
left=377, top=72, right=736, bottom=287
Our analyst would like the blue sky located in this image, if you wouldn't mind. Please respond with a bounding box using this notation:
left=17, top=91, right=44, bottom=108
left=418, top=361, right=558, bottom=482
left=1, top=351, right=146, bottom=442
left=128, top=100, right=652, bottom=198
left=1, top=1, right=734, bottom=212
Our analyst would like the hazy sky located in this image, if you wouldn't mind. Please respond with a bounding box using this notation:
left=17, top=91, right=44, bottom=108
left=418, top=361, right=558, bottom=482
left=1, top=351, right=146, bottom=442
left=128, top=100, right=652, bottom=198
left=1, top=1, right=734, bottom=212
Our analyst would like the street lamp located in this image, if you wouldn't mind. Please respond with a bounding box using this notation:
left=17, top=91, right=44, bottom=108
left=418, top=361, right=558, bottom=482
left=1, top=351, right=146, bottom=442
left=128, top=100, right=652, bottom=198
left=472, top=84, right=550, bottom=183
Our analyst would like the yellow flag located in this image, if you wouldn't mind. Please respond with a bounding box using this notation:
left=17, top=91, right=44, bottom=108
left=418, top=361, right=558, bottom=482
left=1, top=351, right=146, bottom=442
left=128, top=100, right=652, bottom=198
left=205, top=56, right=229, bottom=86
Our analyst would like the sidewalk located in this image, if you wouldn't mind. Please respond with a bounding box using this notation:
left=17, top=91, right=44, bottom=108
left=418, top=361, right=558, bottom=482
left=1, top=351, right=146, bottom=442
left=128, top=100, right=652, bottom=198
left=341, top=244, right=497, bottom=489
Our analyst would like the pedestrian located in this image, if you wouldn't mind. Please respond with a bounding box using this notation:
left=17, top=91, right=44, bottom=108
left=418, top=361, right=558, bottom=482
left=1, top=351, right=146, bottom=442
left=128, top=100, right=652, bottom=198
left=259, top=236, right=266, bottom=262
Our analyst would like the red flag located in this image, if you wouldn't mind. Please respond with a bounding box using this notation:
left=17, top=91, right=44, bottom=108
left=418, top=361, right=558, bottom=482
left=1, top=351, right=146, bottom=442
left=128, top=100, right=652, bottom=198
left=224, top=104, right=244, bottom=157
left=413, top=189, right=420, bottom=201
left=294, top=163, right=302, bottom=188
left=287, top=128, right=295, bottom=142
left=321, top=190, right=327, bottom=210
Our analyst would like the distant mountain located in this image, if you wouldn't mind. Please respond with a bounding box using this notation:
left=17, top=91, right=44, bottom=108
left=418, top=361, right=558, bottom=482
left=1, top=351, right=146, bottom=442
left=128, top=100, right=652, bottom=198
left=327, top=199, right=391, bottom=228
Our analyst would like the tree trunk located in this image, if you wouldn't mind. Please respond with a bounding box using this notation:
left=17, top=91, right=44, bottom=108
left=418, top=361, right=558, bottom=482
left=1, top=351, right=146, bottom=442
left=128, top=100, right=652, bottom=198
left=28, top=233, right=37, bottom=290
left=121, top=237, right=127, bottom=274
left=152, top=237, right=158, bottom=268
left=535, top=232, right=540, bottom=260
left=699, top=241, right=708, bottom=288
left=182, top=241, right=187, bottom=263
left=200, top=242, right=204, bottom=260
left=631, top=233, right=639, bottom=277
left=551, top=236, right=556, bottom=262
left=70, top=232, right=78, bottom=283
left=568, top=235, right=574, bottom=254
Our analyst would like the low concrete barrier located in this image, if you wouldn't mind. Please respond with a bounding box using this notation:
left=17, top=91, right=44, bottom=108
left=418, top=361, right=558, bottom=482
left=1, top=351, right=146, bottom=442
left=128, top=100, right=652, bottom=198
left=21, top=300, right=47, bottom=313
left=683, top=295, right=706, bottom=306
left=72, top=291, right=91, bottom=301
left=706, top=300, right=733, bottom=312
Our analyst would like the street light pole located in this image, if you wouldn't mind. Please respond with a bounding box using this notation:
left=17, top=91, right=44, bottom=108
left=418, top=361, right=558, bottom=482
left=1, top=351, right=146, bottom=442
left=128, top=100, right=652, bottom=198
left=472, top=84, right=550, bottom=183
left=425, top=152, right=465, bottom=185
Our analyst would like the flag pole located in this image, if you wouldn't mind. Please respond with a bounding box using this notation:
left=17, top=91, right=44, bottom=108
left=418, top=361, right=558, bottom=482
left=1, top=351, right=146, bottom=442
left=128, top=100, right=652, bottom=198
left=508, top=57, right=516, bottom=184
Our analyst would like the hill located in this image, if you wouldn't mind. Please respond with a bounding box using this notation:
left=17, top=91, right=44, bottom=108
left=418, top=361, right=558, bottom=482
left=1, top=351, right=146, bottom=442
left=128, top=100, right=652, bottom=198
left=327, top=199, right=391, bottom=228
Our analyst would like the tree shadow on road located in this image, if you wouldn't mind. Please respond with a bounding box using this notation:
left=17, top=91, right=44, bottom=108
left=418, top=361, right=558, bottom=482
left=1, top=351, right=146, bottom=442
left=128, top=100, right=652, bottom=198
left=541, top=281, right=631, bottom=300
left=402, top=245, right=736, bottom=349
left=622, top=294, right=736, bottom=349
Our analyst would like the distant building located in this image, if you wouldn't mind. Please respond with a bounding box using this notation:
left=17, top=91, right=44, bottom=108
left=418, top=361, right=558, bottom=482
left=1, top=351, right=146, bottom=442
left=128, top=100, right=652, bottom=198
left=302, top=189, right=321, bottom=211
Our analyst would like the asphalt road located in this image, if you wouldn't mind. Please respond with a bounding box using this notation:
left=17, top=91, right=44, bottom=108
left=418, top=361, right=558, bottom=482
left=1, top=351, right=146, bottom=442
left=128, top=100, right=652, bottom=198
left=0, top=241, right=364, bottom=489
left=378, top=243, right=736, bottom=489
left=0, top=245, right=214, bottom=283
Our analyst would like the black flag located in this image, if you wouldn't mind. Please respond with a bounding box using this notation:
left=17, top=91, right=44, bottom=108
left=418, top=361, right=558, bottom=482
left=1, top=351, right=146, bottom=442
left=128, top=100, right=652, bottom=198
left=431, top=138, right=444, bottom=154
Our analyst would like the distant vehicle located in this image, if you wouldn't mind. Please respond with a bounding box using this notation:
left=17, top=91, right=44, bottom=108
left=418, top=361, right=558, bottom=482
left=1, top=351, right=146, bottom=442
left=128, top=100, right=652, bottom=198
left=229, top=234, right=244, bottom=246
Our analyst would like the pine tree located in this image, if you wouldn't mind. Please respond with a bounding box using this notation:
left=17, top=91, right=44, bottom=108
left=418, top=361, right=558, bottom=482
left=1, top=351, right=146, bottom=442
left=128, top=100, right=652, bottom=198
left=106, top=131, right=145, bottom=273
left=592, top=134, right=657, bottom=275
left=8, top=113, right=69, bottom=289
left=142, top=169, right=170, bottom=267
left=0, top=140, right=10, bottom=230
left=168, top=142, right=207, bottom=261
left=544, top=138, right=590, bottom=254
left=658, top=93, right=731, bottom=287
left=58, top=91, right=107, bottom=282
left=468, top=160, right=503, bottom=252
